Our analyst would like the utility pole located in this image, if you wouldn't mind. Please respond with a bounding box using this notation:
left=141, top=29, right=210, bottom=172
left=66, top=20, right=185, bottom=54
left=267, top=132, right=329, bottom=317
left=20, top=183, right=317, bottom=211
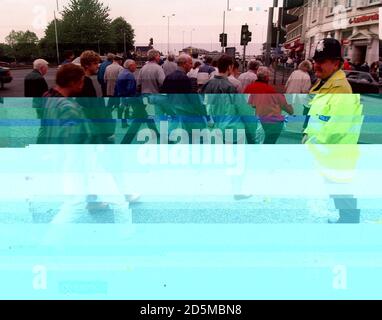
left=54, top=10, right=60, bottom=66
left=124, top=31, right=127, bottom=57
left=222, top=0, right=230, bottom=53
left=163, top=14, right=175, bottom=54
left=265, top=0, right=278, bottom=67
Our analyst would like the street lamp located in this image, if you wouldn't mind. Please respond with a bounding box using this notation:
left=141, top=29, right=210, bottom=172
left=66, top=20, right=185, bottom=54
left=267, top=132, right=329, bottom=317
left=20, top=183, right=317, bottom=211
left=124, top=31, right=127, bottom=57
left=222, top=0, right=231, bottom=52
left=54, top=0, right=60, bottom=65
left=182, top=30, right=185, bottom=51
left=190, top=28, right=195, bottom=49
left=163, top=14, right=175, bottom=54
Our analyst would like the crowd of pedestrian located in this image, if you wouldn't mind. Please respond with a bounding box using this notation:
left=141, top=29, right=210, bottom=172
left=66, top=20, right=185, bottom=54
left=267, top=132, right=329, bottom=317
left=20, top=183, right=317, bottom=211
left=21, top=37, right=368, bottom=146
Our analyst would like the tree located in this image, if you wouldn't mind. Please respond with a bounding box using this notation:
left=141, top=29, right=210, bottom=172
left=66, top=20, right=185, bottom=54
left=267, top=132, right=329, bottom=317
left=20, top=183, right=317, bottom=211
left=60, top=0, right=112, bottom=53
left=5, top=30, right=39, bottom=62
left=39, top=0, right=136, bottom=62
left=0, top=43, right=14, bottom=62
left=109, top=17, right=135, bottom=54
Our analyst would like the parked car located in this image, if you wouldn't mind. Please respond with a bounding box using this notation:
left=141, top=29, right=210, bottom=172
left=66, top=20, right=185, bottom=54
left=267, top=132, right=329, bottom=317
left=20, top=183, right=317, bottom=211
left=0, top=61, right=11, bottom=67
left=0, top=67, right=12, bottom=89
left=344, top=70, right=380, bottom=94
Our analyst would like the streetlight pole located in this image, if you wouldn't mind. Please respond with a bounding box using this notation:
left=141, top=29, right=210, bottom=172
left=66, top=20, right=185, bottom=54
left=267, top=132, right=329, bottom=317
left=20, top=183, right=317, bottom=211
left=163, top=14, right=175, bottom=54
left=123, top=31, right=127, bottom=57
left=54, top=11, right=60, bottom=66
left=182, top=30, right=185, bottom=51
left=265, top=0, right=278, bottom=66
left=222, top=0, right=230, bottom=53
left=190, top=29, right=195, bottom=48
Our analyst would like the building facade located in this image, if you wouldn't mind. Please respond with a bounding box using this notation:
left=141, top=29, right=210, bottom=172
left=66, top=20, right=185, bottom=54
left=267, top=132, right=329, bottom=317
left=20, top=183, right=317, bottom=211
left=283, top=3, right=306, bottom=59
left=303, top=0, right=380, bottom=65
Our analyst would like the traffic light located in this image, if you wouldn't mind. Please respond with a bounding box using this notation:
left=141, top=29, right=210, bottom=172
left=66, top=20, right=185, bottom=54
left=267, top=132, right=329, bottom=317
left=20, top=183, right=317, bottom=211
left=240, top=24, right=252, bottom=46
left=277, top=0, right=303, bottom=45
left=270, top=25, right=286, bottom=48
left=219, top=33, right=227, bottom=47
left=149, top=38, right=154, bottom=47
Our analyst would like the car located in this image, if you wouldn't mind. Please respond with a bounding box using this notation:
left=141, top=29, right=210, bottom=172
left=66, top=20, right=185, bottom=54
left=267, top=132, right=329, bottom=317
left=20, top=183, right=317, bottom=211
left=344, top=70, right=380, bottom=94
left=0, top=61, right=11, bottom=67
left=0, top=67, right=12, bottom=89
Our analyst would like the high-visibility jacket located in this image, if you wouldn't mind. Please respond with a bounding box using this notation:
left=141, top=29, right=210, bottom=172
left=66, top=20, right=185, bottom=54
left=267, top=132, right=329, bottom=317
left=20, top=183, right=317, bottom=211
left=310, top=70, right=352, bottom=94
left=304, top=93, right=364, bottom=144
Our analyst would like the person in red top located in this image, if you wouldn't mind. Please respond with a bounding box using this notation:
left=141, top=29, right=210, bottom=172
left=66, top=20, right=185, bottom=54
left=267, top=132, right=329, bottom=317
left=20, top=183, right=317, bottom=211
left=343, top=58, right=352, bottom=71
left=244, top=66, right=294, bottom=144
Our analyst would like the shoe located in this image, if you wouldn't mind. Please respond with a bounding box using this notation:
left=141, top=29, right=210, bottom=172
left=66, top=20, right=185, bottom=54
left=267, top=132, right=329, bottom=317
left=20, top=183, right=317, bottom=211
left=125, top=194, right=141, bottom=203
left=234, top=194, right=253, bottom=201
left=328, top=209, right=360, bottom=224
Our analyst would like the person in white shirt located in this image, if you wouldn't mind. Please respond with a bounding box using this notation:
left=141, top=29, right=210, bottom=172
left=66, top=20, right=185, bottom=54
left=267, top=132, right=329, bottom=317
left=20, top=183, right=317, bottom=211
left=228, top=60, right=243, bottom=93
left=104, top=55, right=124, bottom=97
left=285, top=60, right=312, bottom=94
left=187, top=61, right=202, bottom=93
left=238, top=60, right=261, bottom=91
left=137, top=49, right=166, bottom=94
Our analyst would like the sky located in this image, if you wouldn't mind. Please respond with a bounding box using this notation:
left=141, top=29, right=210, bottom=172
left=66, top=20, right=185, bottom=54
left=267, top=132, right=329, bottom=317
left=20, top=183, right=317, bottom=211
left=0, top=0, right=275, bottom=55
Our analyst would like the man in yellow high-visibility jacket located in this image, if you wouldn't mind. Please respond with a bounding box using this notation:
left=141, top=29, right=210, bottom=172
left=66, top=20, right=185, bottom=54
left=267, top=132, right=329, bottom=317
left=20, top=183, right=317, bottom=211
left=303, top=38, right=364, bottom=223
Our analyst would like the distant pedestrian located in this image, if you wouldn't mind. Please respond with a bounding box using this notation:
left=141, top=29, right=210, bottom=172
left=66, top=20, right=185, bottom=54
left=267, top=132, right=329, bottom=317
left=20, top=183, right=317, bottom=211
left=228, top=60, right=243, bottom=93
left=105, top=55, right=124, bottom=113
left=360, top=61, right=370, bottom=73
left=115, top=59, right=138, bottom=128
left=197, top=56, right=216, bottom=87
left=137, top=49, right=165, bottom=93
left=343, top=58, right=352, bottom=71
left=104, top=55, right=124, bottom=97
left=61, top=50, right=75, bottom=65
left=162, top=54, right=178, bottom=76
left=370, top=61, right=379, bottom=82
left=191, top=52, right=203, bottom=66
left=285, top=60, right=312, bottom=94
left=238, top=60, right=260, bottom=91
left=98, top=53, right=114, bottom=96
left=187, top=61, right=202, bottom=93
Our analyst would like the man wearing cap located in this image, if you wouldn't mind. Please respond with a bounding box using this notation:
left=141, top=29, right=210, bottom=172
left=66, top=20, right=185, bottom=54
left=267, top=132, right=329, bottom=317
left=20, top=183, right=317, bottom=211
left=310, top=38, right=352, bottom=94
left=304, top=38, right=362, bottom=145
left=303, top=38, right=364, bottom=224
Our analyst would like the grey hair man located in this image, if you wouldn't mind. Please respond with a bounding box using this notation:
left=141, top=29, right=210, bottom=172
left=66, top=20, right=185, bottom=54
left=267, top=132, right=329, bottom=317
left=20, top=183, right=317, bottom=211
left=137, top=49, right=165, bottom=93
left=24, top=59, right=49, bottom=118
left=285, top=60, right=313, bottom=94
left=238, top=59, right=261, bottom=92
left=162, top=53, right=178, bottom=76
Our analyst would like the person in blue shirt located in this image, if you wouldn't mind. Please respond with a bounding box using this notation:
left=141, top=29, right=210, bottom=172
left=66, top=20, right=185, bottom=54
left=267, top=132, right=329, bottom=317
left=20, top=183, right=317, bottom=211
left=117, top=60, right=160, bottom=144
left=97, top=53, right=114, bottom=97
left=115, top=59, right=137, bottom=128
